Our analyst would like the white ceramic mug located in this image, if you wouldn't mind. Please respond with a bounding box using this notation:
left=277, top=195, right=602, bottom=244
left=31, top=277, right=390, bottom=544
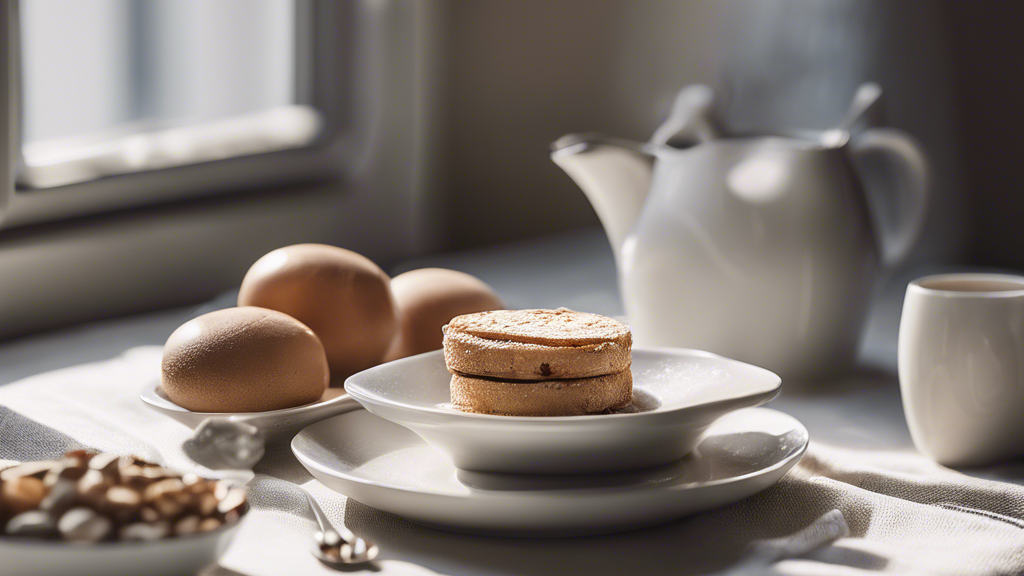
left=898, top=273, right=1024, bottom=466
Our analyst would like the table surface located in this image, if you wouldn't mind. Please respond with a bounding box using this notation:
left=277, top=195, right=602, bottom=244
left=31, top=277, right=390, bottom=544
left=3, top=227, right=1023, bottom=575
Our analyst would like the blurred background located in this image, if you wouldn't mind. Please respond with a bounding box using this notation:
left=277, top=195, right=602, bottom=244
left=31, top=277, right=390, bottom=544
left=0, top=0, right=1019, bottom=338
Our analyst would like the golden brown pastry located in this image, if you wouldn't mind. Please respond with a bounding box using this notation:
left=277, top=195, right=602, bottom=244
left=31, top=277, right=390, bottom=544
left=443, top=328, right=630, bottom=381
left=450, top=371, right=632, bottom=417
left=442, top=308, right=632, bottom=416
left=445, top=308, right=630, bottom=347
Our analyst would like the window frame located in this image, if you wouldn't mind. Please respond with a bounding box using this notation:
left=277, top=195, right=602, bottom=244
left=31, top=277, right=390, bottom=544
left=0, top=0, right=359, bottom=231
left=0, top=0, right=444, bottom=340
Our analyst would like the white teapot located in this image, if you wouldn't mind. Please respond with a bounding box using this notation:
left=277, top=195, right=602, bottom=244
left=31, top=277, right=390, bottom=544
left=551, top=84, right=928, bottom=379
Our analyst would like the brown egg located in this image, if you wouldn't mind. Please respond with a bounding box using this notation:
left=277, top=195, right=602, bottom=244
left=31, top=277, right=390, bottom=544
left=237, top=244, right=397, bottom=380
left=384, top=268, right=505, bottom=362
left=161, top=307, right=329, bottom=412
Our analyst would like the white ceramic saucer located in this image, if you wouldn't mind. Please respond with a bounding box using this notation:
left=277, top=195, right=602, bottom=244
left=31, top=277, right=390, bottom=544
left=292, top=407, right=807, bottom=537
left=344, top=348, right=782, bottom=474
left=140, top=382, right=360, bottom=443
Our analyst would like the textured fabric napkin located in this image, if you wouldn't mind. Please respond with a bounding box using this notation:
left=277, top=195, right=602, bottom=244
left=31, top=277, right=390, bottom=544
left=3, top=346, right=1024, bottom=576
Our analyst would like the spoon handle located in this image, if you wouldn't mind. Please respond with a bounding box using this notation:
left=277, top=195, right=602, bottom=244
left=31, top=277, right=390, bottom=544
left=302, top=486, right=355, bottom=542
left=650, top=85, right=723, bottom=147
left=838, top=82, right=883, bottom=133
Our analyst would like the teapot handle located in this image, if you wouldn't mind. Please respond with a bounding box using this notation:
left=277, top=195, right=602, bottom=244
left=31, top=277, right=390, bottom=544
left=849, top=128, right=930, bottom=266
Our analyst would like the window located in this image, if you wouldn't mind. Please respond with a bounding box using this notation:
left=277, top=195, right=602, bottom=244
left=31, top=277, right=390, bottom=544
left=0, top=0, right=437, bottom=340
left=1, top=0, right=353, bottom=230
left=19, top=0, right=320, bottom=189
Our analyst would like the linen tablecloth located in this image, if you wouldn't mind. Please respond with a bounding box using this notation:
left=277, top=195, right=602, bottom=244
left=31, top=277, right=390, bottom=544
left=3, top=229, right=1024, bottom=575
left=4, top=346, right=1024, bottom=576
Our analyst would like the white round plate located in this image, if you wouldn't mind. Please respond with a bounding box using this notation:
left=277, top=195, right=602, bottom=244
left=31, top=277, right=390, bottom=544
left=0, top=515, right=244, bottom=576
left=292, top=407, right=807, bottom=537
left=344, top=348, right=781, bottom=474
left=141, top=382, right=360, bottom=443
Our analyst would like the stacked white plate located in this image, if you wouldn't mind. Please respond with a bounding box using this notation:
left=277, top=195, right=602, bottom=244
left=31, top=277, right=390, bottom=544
left=292, top=348, right=808, bottom=537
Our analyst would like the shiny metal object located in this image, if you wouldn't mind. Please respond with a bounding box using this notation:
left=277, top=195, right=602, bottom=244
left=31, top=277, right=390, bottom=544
left=301, top=487, right=378, bottom=568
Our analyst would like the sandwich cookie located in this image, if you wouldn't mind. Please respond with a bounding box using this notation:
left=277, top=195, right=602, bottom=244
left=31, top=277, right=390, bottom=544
left=442, top=308, right=633, bottom=416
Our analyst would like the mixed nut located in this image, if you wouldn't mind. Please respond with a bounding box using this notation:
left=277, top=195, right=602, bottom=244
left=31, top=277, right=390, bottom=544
left=0, top=450, right=246, bottom=543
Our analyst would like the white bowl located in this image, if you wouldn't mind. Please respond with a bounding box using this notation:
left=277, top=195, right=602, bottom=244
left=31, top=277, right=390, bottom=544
left=0, top=513, right=245, bottom=576
left=344, top=348, right=781, bottom=474
left=140, top=382, right=360, bottom=443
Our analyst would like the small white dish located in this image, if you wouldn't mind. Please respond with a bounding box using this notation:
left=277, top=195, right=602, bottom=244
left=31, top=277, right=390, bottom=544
left=0, top=515, right=244, bottom=576
left=344, top=348, right=781, bottom=474
left=141, top=382, right=360, bottom=443
left=292, top=407, right=807, bottom=537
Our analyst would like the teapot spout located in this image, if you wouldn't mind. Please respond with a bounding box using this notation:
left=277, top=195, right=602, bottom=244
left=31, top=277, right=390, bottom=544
left=550, top=133, right=654, bottom=256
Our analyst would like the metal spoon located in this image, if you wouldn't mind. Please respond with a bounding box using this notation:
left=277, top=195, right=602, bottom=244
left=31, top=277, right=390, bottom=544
left=837, top=82, right=883, bottom=133
left=301, top=487, right=379, bottom=568
left=650, top=84, right=723, bottom=147
left=823, top=82, right=884, bottom=147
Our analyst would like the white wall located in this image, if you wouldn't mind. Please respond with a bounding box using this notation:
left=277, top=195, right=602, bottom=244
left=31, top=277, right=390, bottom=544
left=438, top=0, right=964, bottom=266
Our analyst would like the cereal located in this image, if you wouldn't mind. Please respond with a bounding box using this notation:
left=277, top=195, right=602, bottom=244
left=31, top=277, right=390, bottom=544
left=39, top=478, right=78, bottom=515
left=0, top=451, right=246, bottom=543
left=2, top=477, right=46, bottom=514
left=87, top=453, right=121, bottom=477
left=58, top=507, right=112, bottom=542
left=0, top=461, right=58, bottom=482
left=5, top=511, right=57, bottom=538
left=173, top=515, right=200, bottom=536
left=120, top=521, right=170, bottom=541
